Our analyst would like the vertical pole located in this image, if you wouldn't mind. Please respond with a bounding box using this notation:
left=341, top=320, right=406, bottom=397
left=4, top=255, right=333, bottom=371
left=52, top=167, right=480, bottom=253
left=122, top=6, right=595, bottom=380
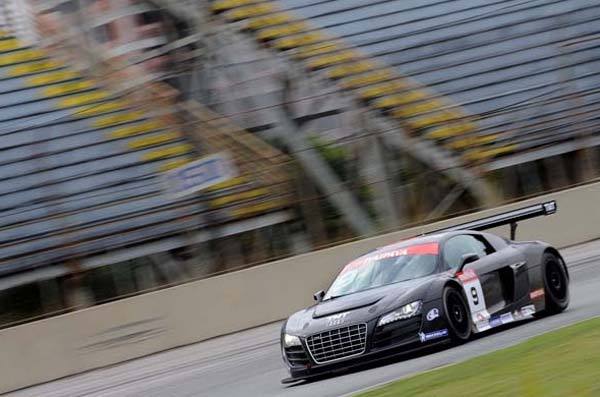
left=73, top=0, right=100, bottom=74
left=364, top=132, right=402, bottom=230
left=38, top=277, right=63, bottom=314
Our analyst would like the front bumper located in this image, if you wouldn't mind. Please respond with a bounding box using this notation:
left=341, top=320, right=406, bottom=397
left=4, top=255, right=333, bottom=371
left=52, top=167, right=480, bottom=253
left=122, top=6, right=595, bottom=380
left=282, top=310, right=450, bottom=382
left=282, top=336, right=448, bottom=383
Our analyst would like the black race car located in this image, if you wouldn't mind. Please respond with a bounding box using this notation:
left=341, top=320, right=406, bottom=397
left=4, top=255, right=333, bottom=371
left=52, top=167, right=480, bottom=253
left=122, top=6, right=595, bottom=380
left=281, top=201, right=569, bottom=383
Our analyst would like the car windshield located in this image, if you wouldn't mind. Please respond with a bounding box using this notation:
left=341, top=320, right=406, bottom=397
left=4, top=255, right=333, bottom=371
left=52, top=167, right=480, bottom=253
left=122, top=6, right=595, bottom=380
left=325, top=243, right=439, bottom=299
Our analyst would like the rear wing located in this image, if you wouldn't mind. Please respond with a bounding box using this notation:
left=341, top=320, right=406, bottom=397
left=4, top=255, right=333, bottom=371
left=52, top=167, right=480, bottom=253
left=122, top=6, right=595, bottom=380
left=430, top=201, right=557, bottom=240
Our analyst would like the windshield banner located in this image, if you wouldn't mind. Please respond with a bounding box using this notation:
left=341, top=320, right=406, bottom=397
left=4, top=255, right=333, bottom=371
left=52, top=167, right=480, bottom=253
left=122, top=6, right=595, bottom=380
left=341, top=243, right=439, bottom=274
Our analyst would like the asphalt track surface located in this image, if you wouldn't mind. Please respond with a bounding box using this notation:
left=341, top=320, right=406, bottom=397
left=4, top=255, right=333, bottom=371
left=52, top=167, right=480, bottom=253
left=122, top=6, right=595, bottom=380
left=9, top=240, right=600, bottom=397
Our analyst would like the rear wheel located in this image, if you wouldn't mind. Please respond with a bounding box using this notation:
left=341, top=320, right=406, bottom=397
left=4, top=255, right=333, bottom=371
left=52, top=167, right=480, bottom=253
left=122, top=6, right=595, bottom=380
left=443, top=286, right=472, bottom=343
left=542, top=252, right=569, bottom=314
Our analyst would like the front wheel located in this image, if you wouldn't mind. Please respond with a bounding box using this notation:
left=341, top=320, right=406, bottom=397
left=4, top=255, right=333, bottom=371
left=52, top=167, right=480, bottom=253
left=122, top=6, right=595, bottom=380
left=443, top=286, right=472, bottom=343
left=542, top=252, right=569, bottom=314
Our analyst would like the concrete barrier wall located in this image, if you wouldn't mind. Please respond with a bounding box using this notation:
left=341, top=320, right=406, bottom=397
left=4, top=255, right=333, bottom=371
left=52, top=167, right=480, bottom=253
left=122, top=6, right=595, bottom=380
left=1, top=182, right=600, bottom=393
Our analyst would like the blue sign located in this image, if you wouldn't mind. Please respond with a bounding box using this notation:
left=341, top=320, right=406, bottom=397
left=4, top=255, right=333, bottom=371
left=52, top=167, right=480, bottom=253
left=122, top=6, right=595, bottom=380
left=163, top=152, right=237, bottom=197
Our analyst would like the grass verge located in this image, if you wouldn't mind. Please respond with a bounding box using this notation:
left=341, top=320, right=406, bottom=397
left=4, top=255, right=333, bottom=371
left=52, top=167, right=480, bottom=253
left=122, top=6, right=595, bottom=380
left=356, top=316, right=600, bottom=397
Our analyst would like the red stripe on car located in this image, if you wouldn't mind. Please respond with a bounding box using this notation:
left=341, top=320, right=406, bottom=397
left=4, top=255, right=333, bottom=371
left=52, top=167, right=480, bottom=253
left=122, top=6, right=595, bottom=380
left=530, top=288, right=545, bottom=300
left=341, top=243, right=439, bottom=274
left=457, top=268, right=478, bottom=283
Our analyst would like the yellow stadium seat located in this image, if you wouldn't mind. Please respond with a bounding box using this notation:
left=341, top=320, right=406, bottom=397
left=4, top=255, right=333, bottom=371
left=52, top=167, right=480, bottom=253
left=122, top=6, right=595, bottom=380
left=25, top=71, right=78, bottom=87
left=142, top=144, right=194, bottom=161
left=226, top=4, right=276, bottom=21
left=108, top=120, right=162, bottom=137
left=340, top=70, right=394, bottom=89
left=127, top=132, right=180, bottom=149
left=464, top=144, right=518, bottom=162
left=257, top=22, right=307, bottom=41
left=212, top=0, right=258, bottom=12
left=73, top=101, right=127, bottom=118
left=374, top=91, right=427, bottom=109
left=407, top=110, right=462, bottom=130
left=357, top=80, right=407, bottom=100
left=293, top=41, right=340, bottom=59
left=94, top=112, right=144, bottom=128
left=307, top=50, right=358, bottom=69
left=445, top=134, right=497, bottom=150
left=390, top=100, right=442, bottom=118
left=41, top=81, right=94, bottom=98
left=231, top=199, right=287, bottom=218
left=57, top=91, right=109, bottom=108
left=0, top=39, right=23, bottom=53
left=326, top=61, right=374, bottom=79
left=210, top=188, right=269, bottom=207
left=159, top=158, right=194, bottom=172
left=0, top=49, right=45, bottom=66
left=6, top=60, right=61, bottom=77
left=247, top=13, right=292, bottom=30
left=426, top=122, right=476, bottom=140
left=473, top=134, right=497, bottom=146
left=204, top=176, right=247, bottom=191
left=274, top=32, right=324, bottom=50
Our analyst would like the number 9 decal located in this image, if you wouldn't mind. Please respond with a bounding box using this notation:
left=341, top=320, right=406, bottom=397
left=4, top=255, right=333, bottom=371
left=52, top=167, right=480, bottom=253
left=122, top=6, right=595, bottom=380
left=457, top=269, right=487, bottom=319
left=470, top=286, right=479, bottom=305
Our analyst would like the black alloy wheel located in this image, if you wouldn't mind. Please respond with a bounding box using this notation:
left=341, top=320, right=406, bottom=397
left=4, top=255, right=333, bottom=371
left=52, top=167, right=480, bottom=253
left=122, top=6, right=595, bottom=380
left=543, top=252, right=569, bottom=313
left=443, top=286, right=472, bottom=342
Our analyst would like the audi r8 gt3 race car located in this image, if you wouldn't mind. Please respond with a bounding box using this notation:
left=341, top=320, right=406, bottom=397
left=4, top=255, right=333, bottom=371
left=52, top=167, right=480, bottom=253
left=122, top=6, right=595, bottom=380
left=281, top=201, right=569, bottom=383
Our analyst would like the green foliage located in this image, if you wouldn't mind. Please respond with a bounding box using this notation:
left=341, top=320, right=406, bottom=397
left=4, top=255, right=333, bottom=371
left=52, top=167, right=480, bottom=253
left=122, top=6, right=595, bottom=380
left=307, top=135, right=376, bottom=237
left=308, top=135, right=349, bottom=180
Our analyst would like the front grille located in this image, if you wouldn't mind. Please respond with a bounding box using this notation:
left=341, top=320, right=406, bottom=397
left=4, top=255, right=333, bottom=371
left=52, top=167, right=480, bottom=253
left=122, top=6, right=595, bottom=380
left=306, top=324, right=367, bottom=364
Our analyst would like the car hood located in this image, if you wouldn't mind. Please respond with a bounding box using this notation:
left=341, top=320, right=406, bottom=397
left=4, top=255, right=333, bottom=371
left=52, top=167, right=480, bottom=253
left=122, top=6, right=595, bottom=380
left=312, top=292, right=383, bottom=318
left=285, top=277, right=436, bottom=336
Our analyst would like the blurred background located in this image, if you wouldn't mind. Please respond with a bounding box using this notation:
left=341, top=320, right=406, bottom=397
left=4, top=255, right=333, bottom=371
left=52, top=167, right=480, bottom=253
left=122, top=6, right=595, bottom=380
left=0, top=0, right=599, bottom=328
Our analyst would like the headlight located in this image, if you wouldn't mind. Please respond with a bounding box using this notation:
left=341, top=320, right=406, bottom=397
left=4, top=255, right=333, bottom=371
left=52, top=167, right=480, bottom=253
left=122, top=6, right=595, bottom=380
left=377, top=300, right=422, bottom=326
left=283, top=333, right=302, bottom=347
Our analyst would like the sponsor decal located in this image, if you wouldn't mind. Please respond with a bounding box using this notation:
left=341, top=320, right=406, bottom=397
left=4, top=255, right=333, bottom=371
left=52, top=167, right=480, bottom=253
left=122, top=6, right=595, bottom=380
left=520, top=304, right=536, bottom=317
left=514, top=304, right=537, bottom=320
left=341, top=243, right=439, bottom=274
left=500, top=313, right=514, bottom=324
left=426, top=308, right=440, bottom=321
left=474, top=310, right=492, bottom=332
left=326, top=312, right=348, bottom=327
left=475, top=322, right=492, bottom=332
left=488, top=313, right=515, bottom=328
left=530, top=288, right=545, bottom=300
left=475, top=310, right=491, bottom=323
left=419, top=329, right=448, bottom=342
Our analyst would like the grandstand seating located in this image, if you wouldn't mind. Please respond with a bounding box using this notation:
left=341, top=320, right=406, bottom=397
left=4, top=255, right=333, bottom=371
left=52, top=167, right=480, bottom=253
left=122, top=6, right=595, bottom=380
left=211, top=0, right=600, bottom=168
left=0, top=31, right=292, bottom=276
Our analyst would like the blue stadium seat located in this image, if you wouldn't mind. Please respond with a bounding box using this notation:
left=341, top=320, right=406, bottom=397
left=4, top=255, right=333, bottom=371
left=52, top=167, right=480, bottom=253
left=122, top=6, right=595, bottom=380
left=221, top=0, right=600, bottom=163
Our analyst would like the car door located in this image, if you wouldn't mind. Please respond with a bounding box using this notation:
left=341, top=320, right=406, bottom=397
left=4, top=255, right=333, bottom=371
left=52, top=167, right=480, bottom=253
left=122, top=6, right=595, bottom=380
left=443, top=234, right=525, bottom=316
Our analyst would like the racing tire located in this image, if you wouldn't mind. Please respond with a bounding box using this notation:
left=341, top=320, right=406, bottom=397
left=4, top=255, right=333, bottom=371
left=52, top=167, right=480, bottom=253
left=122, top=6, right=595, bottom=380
left=542, top=252, right=569, bottom=314
left=443, top=286, right=472, bottom=343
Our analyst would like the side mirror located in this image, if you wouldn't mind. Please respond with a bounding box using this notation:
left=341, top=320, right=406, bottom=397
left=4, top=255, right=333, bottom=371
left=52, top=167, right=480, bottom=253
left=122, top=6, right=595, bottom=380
left=313, top=290, right=325, bottom=303
left=458, top=253, right=480, bottom=272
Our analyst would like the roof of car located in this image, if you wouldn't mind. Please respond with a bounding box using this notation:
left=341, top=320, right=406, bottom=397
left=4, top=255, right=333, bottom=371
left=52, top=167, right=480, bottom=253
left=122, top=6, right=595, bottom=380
left=371, top=233, right=447, bottom=254
left=374, top=229, right=488, bottom=252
